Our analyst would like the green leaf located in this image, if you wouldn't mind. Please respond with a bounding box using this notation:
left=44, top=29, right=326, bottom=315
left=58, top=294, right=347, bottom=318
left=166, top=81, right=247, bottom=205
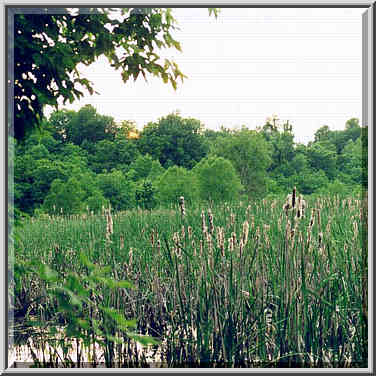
left=79, top=252, right=95, bottom=271
left=106, top=334, right=124, bottom=344
left=128, top=333, right=160, bottom=346
left=37, top=263, right=59, bottom=283
left=101, top=307, right=137, bottom=329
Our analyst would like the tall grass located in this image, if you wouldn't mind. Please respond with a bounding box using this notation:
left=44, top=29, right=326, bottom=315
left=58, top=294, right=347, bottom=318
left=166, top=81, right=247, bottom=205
left=11, top=193, right=367, bottom=367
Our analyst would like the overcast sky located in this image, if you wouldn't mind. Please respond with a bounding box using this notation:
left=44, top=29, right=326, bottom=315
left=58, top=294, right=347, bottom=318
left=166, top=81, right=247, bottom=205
left=46, top=7, right=364, bottom=144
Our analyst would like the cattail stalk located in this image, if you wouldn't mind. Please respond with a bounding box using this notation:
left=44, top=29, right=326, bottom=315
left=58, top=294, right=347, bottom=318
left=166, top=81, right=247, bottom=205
left=179, top=196, right=186, bottom=218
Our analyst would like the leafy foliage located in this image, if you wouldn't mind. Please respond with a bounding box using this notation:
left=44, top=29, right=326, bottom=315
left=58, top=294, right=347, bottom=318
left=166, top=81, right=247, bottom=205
left=13, top=106, right=367, bottom=216
left=12, top=8, right=188, bottom=140
left=137, top=112, right=208, bottom=169
left=212, top=128, right=272, bottom=199
left=192, top=156, right=243, bottom=202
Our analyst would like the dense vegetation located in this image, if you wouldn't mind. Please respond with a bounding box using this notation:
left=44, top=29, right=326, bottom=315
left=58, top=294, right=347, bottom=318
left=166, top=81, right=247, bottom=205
left=10, top=7, right=367, bottom=368
left=12, top=106, right=367, bottom=220
left=12, top=193, right=368, bottom=367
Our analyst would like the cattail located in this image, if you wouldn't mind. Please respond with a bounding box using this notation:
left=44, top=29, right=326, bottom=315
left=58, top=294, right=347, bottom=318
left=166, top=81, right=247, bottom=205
left=178, top=196, right=186, bottom=217
left=285, top=220, right=291, bottom=240
left=150, top=230, right=155, bottom=247
left=172, top=232, right=180, bottom=245
left=181, top=225, right=185, bottom=240
left=128, top=247, right=133, bottom=267
left=242, top=221, right=249, bottom=247
left=326, top=218, right=332, bottom=234
left=216, top=227, right=222, bottom=248
left=208, top=208, right=214, bottom=234
left=200, top=240, right=204, bottom=257
left=120, top=235, right=124, bottom=250
left=318, top=232, right=323, bottom=248
left=309, top=209, right=315, bottom=228
left=228, top=237, right=234, bottom=252
left=207, top=233, right=213, bottom=255
left=105, top=208, right=113, bottom=242
left=157, top=239, right=161, bottom=253
left=255, top=226, right=260, bottom=242
left=296, top=195, right=304, bottom=218
left=201, top=210, right=207, bottom=234
left=292, top=186, right=296, bottom=209
left=239, top=239, right=244, bottom=258
left=232, top=231, right=237, bottom=247
left=220, top=229, right=225, bottom=257
left=317, top=209, right=321, bottom=228
left=230, top=212, right=235, bottom=226
left=187, top=226, right=193, bottom=239
left=353, top=221, right=358, bottom=238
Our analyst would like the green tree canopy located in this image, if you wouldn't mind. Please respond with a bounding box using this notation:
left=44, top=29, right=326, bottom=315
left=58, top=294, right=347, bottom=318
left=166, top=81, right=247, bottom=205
left=193, top=156, right=243, bottom=202
left=43, top=177, right=86, bottom=215
left=155, top=165, right=197, bottom=205
left=48, top=105, right=118, bottom=146
left=12, top=7, right=196, bottom=140
left=212, top=128, right=272, bottom=199
left=137, top=112, right=208, bottom=169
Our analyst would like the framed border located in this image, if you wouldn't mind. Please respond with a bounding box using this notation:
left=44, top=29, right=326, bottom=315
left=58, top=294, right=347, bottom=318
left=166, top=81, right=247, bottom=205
left=2, top=1, right=374, bottom=374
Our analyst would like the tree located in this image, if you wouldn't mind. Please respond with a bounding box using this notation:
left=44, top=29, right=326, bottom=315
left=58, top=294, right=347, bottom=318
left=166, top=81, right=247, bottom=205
left=306, top=141, right=337, bottom=180
left=48, top=105, right=117, bottom=146
left=337, top=138, right=363, bottom=185
left=96, top=169, right=136, bottom=210
left=314, top=125, right=330, bottom=143
left=193, top=156, right=243, bottom=202
left=155, top=165, right=197, bottom=205
left=212, top=128, right=271, bottom=199
left=11, top=8, right=218, bottom=140
left=296, top=169, right=329, bottom=195
left=135, top=180, right=157, bottom=210
left=43, top=177, right=86, bottom=214
left=137, top=112, right=208, bottom=169
left=88, top=137, right=140, bottom=174
left=260, top=119, right=295, bottom=171
left=128, top=154, right=155, bottom=181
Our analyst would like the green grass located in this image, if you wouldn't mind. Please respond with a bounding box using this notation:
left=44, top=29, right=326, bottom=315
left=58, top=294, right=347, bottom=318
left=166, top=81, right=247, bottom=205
left=11, top=194, right=368, bottom=367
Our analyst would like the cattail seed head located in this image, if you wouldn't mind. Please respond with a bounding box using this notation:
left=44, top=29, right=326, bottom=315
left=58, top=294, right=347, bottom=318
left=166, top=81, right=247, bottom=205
left=228, top=237, right=234, bottom=252
left=157, top=239, right=161, bottom=253
left=201, top=210, right=207, bottom=234
left=105, top=208, right=113, bottom=242
left=239, top=239, right=244, bottom=258
left=230, top=212, right=235, bottom=226
left=292, top=186, right=297, bottom=209
left=150, top=230, right=155, bottom=246
left=128, top=247, right=133, bottom=267
left=318, top=232, right=323, bottom=247
left=317, top=209, right=321, bottom=228
left=173, top=232, right=180, bottom=245
left=242, top=221, right=249, bottom=246
left=232, top=231, right=237, bottom=247
left=208, top=208, right=214, bottom=234
left=179, top=196, right=186, bottom=217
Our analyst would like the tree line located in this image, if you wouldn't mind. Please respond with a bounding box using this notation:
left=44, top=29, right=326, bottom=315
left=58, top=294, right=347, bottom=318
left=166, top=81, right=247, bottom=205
left=12, top=105, right=367, bottom=217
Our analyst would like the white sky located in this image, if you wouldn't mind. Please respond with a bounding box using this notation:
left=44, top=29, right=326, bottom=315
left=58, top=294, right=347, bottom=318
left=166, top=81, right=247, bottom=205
left=46, top=7, right=364, bottom=144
